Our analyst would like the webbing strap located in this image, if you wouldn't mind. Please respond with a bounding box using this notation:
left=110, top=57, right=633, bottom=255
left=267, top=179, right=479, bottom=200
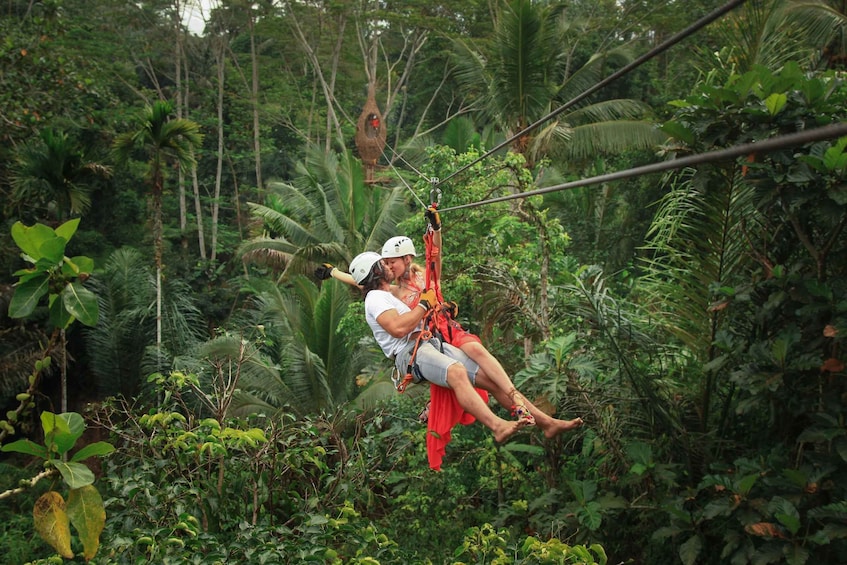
left=397, top=206, right=444, bottom=393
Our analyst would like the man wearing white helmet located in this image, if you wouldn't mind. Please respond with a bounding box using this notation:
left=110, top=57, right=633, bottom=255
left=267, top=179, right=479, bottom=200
left=347, top=250, right=527, bottom=443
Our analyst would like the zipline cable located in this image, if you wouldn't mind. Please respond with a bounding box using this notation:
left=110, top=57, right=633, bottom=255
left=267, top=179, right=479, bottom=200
left=435, top=0, right=749, bottom=189
left=378, top=142, right=430, bottom=208
left=437, top=122, right=847, bottom=212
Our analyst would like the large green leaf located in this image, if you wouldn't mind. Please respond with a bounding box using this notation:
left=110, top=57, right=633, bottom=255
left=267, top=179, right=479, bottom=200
left=54, top=218, right=80, bottom=242
left=67, top=485, right=105, bottom=561
left=10, top=221, right=55, bottom=260
left=61, top=282, right=99, bottom=326
left=8, top=272, right=49, bottom=318
left=49, top=293, right=74, bottom=329
left=1, top=438, right=49, bottom=459
left=53, top=460, right=95, bottom=489
left=43, top=412, right=85, bottom=455
left=36, top=235, right=67, bottom=265
left=71, top=441, right=115, bottom=462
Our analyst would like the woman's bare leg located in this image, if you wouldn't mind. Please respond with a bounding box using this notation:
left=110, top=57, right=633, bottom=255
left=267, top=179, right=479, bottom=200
left=465, top=342, right=584, bottom=438
left=445, top=363, right=526, bottom=443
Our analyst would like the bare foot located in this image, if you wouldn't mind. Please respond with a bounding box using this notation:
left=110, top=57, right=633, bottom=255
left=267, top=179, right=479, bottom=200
left=542, top=417, right=584, bottom=439
left=492, top=419, right=529, bottom=443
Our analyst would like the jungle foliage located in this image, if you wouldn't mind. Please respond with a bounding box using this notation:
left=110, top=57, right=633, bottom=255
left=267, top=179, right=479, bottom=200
left=2, top=1, right=847, bottom=564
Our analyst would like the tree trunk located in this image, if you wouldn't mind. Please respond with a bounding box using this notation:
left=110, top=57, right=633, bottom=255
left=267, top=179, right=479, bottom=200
left=248, top=12, right=263, bottom=194
left=212, top=36, right=226, bottom=262
left=173, top=0, right=188, bottom=248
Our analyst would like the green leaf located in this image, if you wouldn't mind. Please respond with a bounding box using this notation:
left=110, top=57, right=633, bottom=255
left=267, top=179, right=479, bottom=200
left=71, top=441, right=115, bottom=462
left=8, top=273, right=49, bottom=318
left=41, top=411, right=69, bottom=437
left=61, top=283, right=99, bottom=326
left=65, top=255, right=95, bottom=275
left=659, top=120, right=694, bottom=145
left=53, top=460, right=95, bottom=489
left=679, top=535, right=702, bottom=565
left=67, top=485, right=105, bottom=561
left=44, top=412, right=85, bottom=455
left=764, top=93, right=787, bottom=116
left=1, top=438, right=49, bottom=459
left=49, top=293, right=74, bottom=329
left=777, top=512, right=802, bottom=536
left=823, top=138, right=847, bottom=172
left=37, top=235, right=67, bottom=265
left=54, top=218, right=80, bottom=243
left=10, top=221, right=55, bottom=260
left=737, top=474, right=758, bottom=496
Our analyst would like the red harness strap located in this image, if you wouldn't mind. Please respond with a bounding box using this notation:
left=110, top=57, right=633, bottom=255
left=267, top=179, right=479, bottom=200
left=396, top=208, right=444, bottom=393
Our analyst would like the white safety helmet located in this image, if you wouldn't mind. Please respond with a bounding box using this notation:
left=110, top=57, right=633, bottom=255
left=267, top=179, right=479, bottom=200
left=349, top=251, right=384, bottom=285
left=381, top=236, right=417, bottom=258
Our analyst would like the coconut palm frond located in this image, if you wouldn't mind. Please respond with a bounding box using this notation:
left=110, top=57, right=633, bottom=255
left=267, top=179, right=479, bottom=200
left=243, top=143, right=407, bottom=274
left=558, top=120, right=664, bottom=162
left=246, top=201, right=316, bottom=245
left=566, top=98, right=651, bottom=124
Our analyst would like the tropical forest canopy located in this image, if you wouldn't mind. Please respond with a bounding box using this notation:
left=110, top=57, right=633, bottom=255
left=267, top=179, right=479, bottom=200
left=1, top=0, right=846, bottom=563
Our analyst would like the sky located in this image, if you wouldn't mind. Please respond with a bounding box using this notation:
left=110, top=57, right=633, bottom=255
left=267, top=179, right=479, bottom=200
left=183, top=0, right=219, bottom=35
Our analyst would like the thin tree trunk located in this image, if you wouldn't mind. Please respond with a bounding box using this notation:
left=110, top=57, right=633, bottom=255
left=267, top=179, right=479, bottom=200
left=212, top=36, right=226, bottom=262
left=248, top=12, right=263, bottom=194
left=174, top=0, right=188, bottom=248
left=191, top=166, right=206, bottom=260
left=153, top=173, right=164, bottom=359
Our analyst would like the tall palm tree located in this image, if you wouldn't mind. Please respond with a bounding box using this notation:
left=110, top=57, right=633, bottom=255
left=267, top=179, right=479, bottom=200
left=112, top=101, right=202, bottom=352
left=451, top=0, right=662, bottom=170
left=239, top=143, right=407, bottom=276
left=10, top=128, right=110, bottom=222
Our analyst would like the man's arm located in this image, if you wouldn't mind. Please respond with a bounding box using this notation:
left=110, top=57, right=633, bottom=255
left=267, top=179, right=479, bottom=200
left=376, top=305, right=428, bottom=338
left=375, top=288, right=437, bottom=338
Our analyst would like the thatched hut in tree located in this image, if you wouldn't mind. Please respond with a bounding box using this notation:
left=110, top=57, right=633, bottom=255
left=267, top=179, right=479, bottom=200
left=355, top=86, right=386, bottom=183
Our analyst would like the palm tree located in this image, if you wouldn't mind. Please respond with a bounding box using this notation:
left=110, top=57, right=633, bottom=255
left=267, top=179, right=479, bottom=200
left=448, top=0, right=662, bottom=359
left=86, top=247, right=208, bottom=399
left=229, top=275, right=372, bottom=416
left=450, top=0, right=662, bottom=170
left=699, top=0, right=819, bottom=74
left=785, top=0, right=847, bottom=68
left=10, top=129, right=110, bottom=222
left=112, top=101, right=202, bottom=352
left=239, top=143, right=407, bottom=277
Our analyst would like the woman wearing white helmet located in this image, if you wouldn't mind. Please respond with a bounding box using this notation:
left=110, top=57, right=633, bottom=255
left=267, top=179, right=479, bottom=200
left=346, top=249, right=528, bottom=444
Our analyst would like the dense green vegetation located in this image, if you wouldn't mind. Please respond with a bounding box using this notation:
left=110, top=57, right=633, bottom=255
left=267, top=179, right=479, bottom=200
left=2, top=0, right=847, bottom=563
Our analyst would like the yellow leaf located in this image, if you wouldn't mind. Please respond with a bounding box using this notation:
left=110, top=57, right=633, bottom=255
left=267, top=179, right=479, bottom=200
left=67, top=485, right=106, bottom=561
left=33, top=491, right=74, bottom=558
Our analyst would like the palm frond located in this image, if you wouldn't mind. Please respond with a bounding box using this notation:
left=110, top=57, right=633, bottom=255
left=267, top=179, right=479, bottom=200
left=555, top=120, right=664, bottom=162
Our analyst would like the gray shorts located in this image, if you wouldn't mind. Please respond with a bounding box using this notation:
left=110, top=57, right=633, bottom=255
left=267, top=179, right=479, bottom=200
left=394, top=337, right=479, bottom=388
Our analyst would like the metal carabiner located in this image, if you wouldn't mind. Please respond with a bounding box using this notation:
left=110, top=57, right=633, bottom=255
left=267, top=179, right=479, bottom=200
left=429, top=177, right=441, bottom=206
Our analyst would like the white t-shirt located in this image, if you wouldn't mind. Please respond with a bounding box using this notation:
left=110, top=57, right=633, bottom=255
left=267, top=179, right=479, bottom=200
left=364, top=289, right=422, bottom=357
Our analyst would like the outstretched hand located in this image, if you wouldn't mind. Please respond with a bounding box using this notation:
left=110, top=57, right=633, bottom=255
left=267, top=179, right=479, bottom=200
left=314, top=263, right=335, bottom=280
left=418, top=288, right=438, bottom=310
left=425, top=206, right=441, bottom=231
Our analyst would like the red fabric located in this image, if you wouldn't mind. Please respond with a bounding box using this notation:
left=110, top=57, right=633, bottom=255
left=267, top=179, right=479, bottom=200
left=418, top=222, right=491, bottom=470
left=426, top=383, right=489, bottom=471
